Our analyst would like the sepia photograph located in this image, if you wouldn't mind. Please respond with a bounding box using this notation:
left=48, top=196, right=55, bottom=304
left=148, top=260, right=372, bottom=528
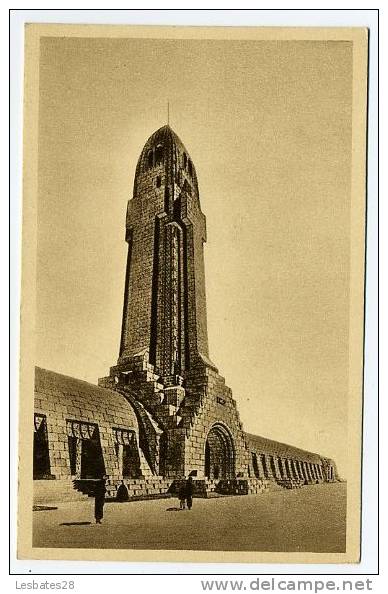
left=18, top=23, right=368, bottom=564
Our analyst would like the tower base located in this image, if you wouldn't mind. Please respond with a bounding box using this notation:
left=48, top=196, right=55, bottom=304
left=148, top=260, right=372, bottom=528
left=98, top=349, right=250, bottom=480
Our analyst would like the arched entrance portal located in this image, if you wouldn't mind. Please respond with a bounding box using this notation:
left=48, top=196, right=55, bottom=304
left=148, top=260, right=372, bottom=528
left=204, top=424, right=235, bottom=480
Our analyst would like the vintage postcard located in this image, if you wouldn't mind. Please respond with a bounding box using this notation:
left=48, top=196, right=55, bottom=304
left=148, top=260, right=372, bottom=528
left=18, top=24, right=368, bottom=564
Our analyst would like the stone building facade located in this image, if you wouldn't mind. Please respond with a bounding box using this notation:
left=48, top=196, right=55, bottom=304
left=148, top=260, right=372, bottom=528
left=33, top=125, right=338, bottom=501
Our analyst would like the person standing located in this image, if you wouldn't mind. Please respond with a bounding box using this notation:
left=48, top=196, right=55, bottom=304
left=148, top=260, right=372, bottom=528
left=116, top=480, right=129, bottom=502
left=94, top=476, right=107, bottom=524
left=178, top=482, right=187, bottom=509
left=185, top=476, right=194, bottom=510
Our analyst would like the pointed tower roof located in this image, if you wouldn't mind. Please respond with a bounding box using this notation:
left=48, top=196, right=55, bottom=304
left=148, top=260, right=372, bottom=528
left=133, top=125, right=199, bottom=196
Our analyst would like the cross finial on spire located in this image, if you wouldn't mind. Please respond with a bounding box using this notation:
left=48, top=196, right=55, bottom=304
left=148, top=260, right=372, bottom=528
left=167, top=101, right=170, bottom=126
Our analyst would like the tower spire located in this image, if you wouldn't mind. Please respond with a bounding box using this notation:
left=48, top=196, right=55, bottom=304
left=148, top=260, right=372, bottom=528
left=167, top=101, right=170, bottom=126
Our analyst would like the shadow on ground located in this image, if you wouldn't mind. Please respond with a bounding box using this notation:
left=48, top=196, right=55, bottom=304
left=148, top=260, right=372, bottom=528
left=33, top=483, right=347, bottom=553
left=60, top=522, right=92, bottom=526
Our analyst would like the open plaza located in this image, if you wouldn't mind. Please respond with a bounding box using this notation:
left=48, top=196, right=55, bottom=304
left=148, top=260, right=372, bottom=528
left=33, top=483, right=346, bottom=553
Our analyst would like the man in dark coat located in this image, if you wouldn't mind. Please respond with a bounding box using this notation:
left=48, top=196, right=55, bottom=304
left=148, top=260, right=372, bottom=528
left=185, top=476, right=194, bottom=510
left=94, top=476, right=107, bottom=523
left=178, top=482, right=187, bottom=509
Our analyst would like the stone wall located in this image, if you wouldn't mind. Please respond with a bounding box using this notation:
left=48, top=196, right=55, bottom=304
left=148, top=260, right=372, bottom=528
left=119, top=177, right=165, bottom=361
left=181, top=360, right=250, bottom=479
left=100, top=352, right=339, bottom=487
left=246, top=433, right=338, bottom=485
left=118, top=125, right=211, bottom=378
left=34, top=367, right=153, bottom=481
left=36, top=365, right=338, bottom=490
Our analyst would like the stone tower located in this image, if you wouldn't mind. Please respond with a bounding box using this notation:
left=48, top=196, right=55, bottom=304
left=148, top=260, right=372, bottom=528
left=118, top=125, right=210, bottom=381
left=101, top=125, right=250, bottom=480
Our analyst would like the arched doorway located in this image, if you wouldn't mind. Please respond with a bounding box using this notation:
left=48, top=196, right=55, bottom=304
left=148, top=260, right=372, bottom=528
left=204, top=424, right=235, bottom=480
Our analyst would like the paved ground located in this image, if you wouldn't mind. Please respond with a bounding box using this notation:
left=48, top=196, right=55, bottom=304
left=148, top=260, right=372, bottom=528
left=33, top=483, right=346, bottom=553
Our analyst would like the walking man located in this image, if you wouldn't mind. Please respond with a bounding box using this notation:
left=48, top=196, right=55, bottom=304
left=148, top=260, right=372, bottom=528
left=94, top=475, right=107, bottom=524
left=185, top=475, right=194, bottom=510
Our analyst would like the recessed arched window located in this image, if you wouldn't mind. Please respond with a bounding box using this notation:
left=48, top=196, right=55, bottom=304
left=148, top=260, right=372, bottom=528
left=188, top=159, right=193, bottom=177
left=155, top=144, right=163, bottom=164
left=183, top=152, right=187, bottom=169
left=156, top=176, right=161, bottom=188
left=147, top=149, right=154, bottom=169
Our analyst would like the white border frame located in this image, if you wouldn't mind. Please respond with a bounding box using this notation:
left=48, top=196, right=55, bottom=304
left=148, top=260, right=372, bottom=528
left=9, top=8, right=378, bottom=576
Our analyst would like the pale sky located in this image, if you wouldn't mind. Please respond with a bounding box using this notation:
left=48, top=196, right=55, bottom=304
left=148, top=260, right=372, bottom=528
left=36, top=37, right=353, bottom=477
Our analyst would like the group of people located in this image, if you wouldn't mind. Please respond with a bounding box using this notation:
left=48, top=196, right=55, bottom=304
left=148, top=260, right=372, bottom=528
left=93, top=475, right=195, bottom=523
left=178, top=476, right=194, bottom=510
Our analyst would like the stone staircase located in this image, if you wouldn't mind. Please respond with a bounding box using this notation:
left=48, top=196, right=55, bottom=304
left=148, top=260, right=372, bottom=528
left=169, top=477, right=271, bottom=498
left=205, top=478, right=218, bottom=494
left=33, top=476, right=283, bottom=506
left=274, top=478, right=307, bottom=489
left=247, top=478, right=271, bottom=494
left=102, top=352, right=209, bottom=440
left=33, top=479, right=90, bottom=505
left=73, top=476, right=174, bottom=501
left=168, top=478, right=207, bottom=498
left=110, top=477, right=173, bottom=500
left=249, top=476, right=312, bottom=491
